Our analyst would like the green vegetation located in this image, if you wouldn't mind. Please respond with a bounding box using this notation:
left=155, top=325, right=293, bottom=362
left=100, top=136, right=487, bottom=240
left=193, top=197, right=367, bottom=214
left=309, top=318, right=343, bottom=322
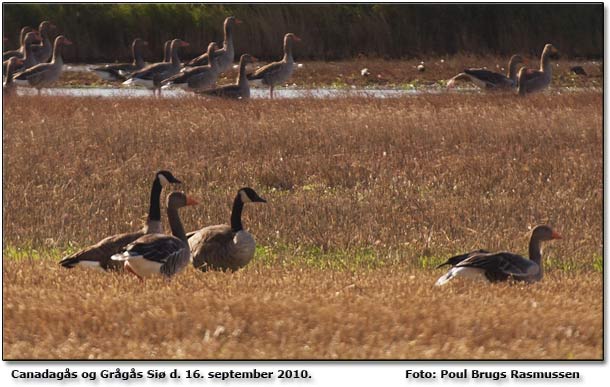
left=3, top=4, right=603, bottom=62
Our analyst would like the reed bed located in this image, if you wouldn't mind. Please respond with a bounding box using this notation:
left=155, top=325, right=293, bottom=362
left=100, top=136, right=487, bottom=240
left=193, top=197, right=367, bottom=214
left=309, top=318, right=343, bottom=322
left=2, top=91, right=602, bottom=359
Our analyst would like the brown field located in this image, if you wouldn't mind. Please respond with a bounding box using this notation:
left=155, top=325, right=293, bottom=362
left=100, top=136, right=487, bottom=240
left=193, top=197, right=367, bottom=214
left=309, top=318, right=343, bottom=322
left=2, top=91, right=603, bottom=359
left=61, top=56, right=602, bottom=89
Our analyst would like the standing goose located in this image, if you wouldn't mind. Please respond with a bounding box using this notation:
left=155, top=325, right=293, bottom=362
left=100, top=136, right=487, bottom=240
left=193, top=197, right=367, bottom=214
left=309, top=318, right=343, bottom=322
left=30, top=21, right=56, bottom=63
left=447, top=55, right=525, bottom=89
left=162, top=42, right=219, bottom=90
left=3, top=31, right=41, bottom=74
left=12, top=35, right=72, bottom=95
left=195, top=53, right=256, bottom=99
left=3, top=57, right=24, bottom=96
left=123, top=38, right=189, bottom=96
left=112, top=192, right=198, bottom=280
left=91, top=38, right=148, bottom=81
left=58, top=171, right=182, bottom=271
left=189, top=187, right=266, bottom=272
left=186, top=16, right=242, bottom=73
left=247, top=33, right=301, bottom=99
left=2, top=26, right=33, bottom=61
left=435, top=225, right=562, bottom=286
left=517, top=44, right=559, bottom=95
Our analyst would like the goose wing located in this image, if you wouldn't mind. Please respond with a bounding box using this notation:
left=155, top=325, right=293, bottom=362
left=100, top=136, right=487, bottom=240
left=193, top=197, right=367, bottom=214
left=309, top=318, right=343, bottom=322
left=457, top=252, right=538, bottom=282
left=188, top=225, right=234, bottom=270
left=13, top=62, right=53, bottom=83
left=463, top=68, right=509, bottom=85
left=435, top=249, right=490, bottom=268
left=59, top=230, right=144, bottom=270
left=248, top=61, right=284, bottom=80
left=186, top=47, right=224, bottom=67
left=123, top=234, right=186, bottom=264
left=130, top=62, right=172, bottom=80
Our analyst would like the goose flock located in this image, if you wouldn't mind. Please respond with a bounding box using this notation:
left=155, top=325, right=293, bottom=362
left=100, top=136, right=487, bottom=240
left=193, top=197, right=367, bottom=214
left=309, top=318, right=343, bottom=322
left=3, top=17, right=561, bottom=98
left=55, top=170, right=561, bottom=286
left=5, top=17, right=565, bottom=286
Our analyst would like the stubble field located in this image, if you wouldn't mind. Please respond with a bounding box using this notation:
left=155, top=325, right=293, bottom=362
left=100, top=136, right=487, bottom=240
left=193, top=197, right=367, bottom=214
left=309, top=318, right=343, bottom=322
left=2, top=91, right=603, bottom=359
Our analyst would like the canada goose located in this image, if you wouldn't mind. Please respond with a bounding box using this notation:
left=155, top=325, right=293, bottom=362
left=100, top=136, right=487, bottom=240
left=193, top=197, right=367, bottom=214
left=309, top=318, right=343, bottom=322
left=186, top=16, right=242, bottom=73
left=112, top=192, right=198, bottom=280
left=517, top=44, right=559, bottom=95
left=2, top=26, right=33, bottom=61
left=162, top=42, right=219, bottom=90
left=247, top=33, right=301, bottom=99
left=189, top=187, right=266, bottom=272
left=91, top=38, right=148, bottom=81
left=12, top=35, right=72, bottom=95
left=194, top=53, right=255, bottom=99
left=447, top=55, right=525, bottom=89
left=30, top=21, right=56, bottom=63
left=58, top=171, right=181, bottom=271
left=435, top=225, right=562, bottom=286
left=123, top=38, right=189, bottom=96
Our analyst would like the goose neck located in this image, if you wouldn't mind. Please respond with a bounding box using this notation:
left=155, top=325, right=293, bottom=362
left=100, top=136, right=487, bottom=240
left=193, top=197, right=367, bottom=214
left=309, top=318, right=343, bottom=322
left=528, top=237, right=543, bottom=279
left=230, top=193, right=244, bottom=232
left=167, top=206, right=187, bottom=242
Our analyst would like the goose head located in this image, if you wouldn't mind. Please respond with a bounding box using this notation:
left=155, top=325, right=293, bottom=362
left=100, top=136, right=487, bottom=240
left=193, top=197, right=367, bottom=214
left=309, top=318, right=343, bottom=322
left=225, top=16, right=243, bottom=29
left=285, top=33, right=302, bottom=44
left=156, top=170, right=182, bottom=186
left=543, top=44, right=559, bottom=60
left=239, top=53, right=257, bottom=65
left=171, top=38, right=190, bottom=49
left=55, top=35, right=73, bottom=47
left=167, top=191, right=199, bottom=210
left=24, top=31, right=42, bottom=46
left=38, top=21, right=56, bottom=36
left=530, top=225, right=562, bottom=242
left=133, top=38, right=148, bottom=48
left=238, top=187, right=267, bottom=204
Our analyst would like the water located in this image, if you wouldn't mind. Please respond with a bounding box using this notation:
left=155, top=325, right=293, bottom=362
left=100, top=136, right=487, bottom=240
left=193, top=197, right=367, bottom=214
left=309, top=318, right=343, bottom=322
left=13, top=64, right=599, bottom=99
left=15, top=86, right=447, bottom=99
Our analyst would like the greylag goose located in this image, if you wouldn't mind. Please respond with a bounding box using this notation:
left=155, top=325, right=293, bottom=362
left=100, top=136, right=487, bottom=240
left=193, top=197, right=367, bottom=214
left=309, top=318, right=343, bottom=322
left=91, top=38, right=147, bottom=81
left=162, top=42, right=219, bottom=90
left=247, top=33, right=301, bottom=98
left=185, top=16, right=242, bottom=73
left=447, top=55, right=525, bottom=89
left=30, top=21, right=56, bottom=63
left=112, top=191, right=198, bottom=280
left=435, top=225, right=562, bottom=286
left=3, top=57, right=24, bottom=96
left=58, top=171, right=182, bottom=271
left=2, top=26, right=33, bottom=61
left=12, top=35, right=72, bottom=95
left=195, top=53, right=255, bottom=99
left=517, top=44, right=559, bottom=95
left=123, top=38, right=189, bottom=96
left=3, top=31, right=41, bottom=74
left=189, top=187, right=266, bottom=272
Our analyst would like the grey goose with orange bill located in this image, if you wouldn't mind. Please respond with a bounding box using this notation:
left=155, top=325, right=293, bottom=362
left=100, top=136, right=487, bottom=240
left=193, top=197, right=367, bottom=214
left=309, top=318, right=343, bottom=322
left=185, top=16, right=242, bottom=73
left=2, top=26, right=33, bottom=61
left=12, top=35, right=72, bottom=95
left=447, top=55, right=525, bottom=89
left=112, top=192, right=198, bottom=280
left=247, top=33, right=301, bottom=99
left=91, top=38, right=148, bottom=81
left=435, top=225, right=562, bottom=286
left=195, top=53, right=256, bottom=99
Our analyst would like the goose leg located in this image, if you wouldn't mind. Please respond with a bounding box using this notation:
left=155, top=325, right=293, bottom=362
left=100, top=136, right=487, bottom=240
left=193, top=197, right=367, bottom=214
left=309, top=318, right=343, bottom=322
left=125, top=262, right=144, bottom=282
left=270, top=85, right=274, bottom=99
